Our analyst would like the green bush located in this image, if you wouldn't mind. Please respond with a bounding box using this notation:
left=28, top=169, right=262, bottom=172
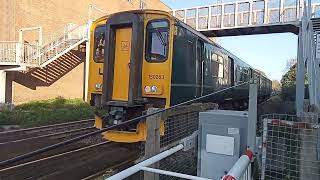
left=0, top=97, right=103, bottom=128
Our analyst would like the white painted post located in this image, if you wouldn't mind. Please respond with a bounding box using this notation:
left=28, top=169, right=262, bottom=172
left=248, top=81, right=258, bottom=152
left=235, top=3, right=238, bottom=27
left=15, top=42, right=22, bottom=64
left=280, top=0, right=284, bottom=22
left=264, top=0, right=268, bottom=24
left=221, top=5, right=225, bottom=28
left=0, top=70, right=6, bottom=104
left=184, top=10, right=187, bottom=23
left=84, top=21, right=91, bottom=102
left=208, top=6, right=212, bottom=30
left=249, top=0, right=253, bottom=25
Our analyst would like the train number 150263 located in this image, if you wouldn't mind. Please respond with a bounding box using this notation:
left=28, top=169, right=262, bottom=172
left=148, top=74, right=165, bottom=80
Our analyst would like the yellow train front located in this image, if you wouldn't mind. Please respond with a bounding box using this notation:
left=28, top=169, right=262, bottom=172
left=102, top=10, right=173, bottom=120
left=87, top=10, right=272, bottom=142
left=91, top=10, right=173, bottom=142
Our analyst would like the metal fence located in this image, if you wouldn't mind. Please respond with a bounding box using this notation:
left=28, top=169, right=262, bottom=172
left=260, top=114, right=320, bottom=180
left=157, top=103, right=217, bottom=180
left=157, top=104, right=207, bottom=179
left=110, top=103, right=218, bottom=180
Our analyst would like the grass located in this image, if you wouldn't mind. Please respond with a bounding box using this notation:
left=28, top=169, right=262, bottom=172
left=0, top=97, right=104, bottom=128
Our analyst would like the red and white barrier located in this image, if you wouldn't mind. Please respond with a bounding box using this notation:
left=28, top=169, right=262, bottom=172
left=222, top=149, right=254, bottom=180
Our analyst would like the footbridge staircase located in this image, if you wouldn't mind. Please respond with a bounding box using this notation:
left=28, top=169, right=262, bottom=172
left=0, top=23, right=88, bottom=71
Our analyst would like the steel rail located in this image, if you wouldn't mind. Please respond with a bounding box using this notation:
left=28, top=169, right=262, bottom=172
left=0, top=141, right=111, bottom=172
left=0, top=119, right=94, bottom=135
left=0, top=82, right=249, bottom=167
left=0, top=127, right=96, bottom=145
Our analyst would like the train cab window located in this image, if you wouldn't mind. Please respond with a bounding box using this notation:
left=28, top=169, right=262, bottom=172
left=146, top=20, right=169, bottom=62
left=94, top=25, right=105, bottom=63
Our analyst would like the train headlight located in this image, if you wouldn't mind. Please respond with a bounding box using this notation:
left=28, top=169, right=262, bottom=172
left=151, top=85, right=158, bottom=93
left=144, top=86, right=151, bottom=93
left=95, top=83, right=103, bottom=90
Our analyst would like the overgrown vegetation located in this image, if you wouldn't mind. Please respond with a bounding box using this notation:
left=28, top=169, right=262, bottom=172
left=0, top=97, right=104, bottom=128
left=280, top=60, right=309, bottom=101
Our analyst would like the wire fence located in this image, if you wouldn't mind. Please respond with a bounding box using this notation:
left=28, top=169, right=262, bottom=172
left=130, top=103, right=218, bottom=180
left=160, top=103, right=217, bottom=149
left=260, top=114, right=320, bottom=180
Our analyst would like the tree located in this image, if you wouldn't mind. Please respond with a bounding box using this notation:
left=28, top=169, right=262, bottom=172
left=280, top=58, right=308, bottom=101
left=283, top=58, right=297, bottom=74
left=281, top=63, right=296, bottom=101
left=272, top=80, right=281, bottom=92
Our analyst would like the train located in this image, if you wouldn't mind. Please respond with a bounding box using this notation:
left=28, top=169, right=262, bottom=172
left=85, top=10, right=272, bottom=142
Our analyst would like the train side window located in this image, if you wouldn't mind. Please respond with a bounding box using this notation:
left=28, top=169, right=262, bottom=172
left=94, top=25, right=106, bottom=63
left=218, top=56, right=224, bottom=78
left=210, top=53, right=218, bottom=77
left=146, top=19, right=169, bottom=62
left=210, top=53, right=224, bottom=78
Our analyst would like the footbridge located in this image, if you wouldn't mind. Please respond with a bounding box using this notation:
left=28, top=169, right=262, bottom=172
left=169, top=0, right=320, bottom=36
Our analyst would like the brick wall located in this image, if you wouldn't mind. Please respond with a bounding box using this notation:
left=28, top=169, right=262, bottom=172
left=0, top=0, right=170, bottom=104
left=0, top=0, right=16, bottom=41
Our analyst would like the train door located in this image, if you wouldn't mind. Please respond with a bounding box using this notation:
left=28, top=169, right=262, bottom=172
left=112, top=27, right=132, bottom=101
left=196, top=39, right=204, bottom=96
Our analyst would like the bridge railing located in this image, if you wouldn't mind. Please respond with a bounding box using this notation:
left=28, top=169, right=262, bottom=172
left=0, top=42, right=20, bottom=65
left=169, top=0, right=320, bottom=31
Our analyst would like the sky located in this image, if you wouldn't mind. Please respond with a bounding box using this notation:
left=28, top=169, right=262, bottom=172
left=162, top=0, right=298, bottom=81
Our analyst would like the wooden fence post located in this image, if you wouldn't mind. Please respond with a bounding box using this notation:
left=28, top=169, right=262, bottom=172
left=144, top=108, right=161, bottom=180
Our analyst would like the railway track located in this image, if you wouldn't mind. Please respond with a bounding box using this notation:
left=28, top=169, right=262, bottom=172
left=0, top=126, right=98, bottom=162
left=0, top=119, right=94, bottom=143
left=0, top=141, right=139, bottom=180
left=0, top=119, right=101, bottom=166
left=0, top=119, right=140, bottom=180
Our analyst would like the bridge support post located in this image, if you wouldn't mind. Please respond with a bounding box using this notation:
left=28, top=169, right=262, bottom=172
left=144, top=108, right=161, bottom=180
left=0, top=70, right=6, bottom=106
left=248, top=81, right=257, bottom=152
left=296, top=28, right=305, bottom=116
